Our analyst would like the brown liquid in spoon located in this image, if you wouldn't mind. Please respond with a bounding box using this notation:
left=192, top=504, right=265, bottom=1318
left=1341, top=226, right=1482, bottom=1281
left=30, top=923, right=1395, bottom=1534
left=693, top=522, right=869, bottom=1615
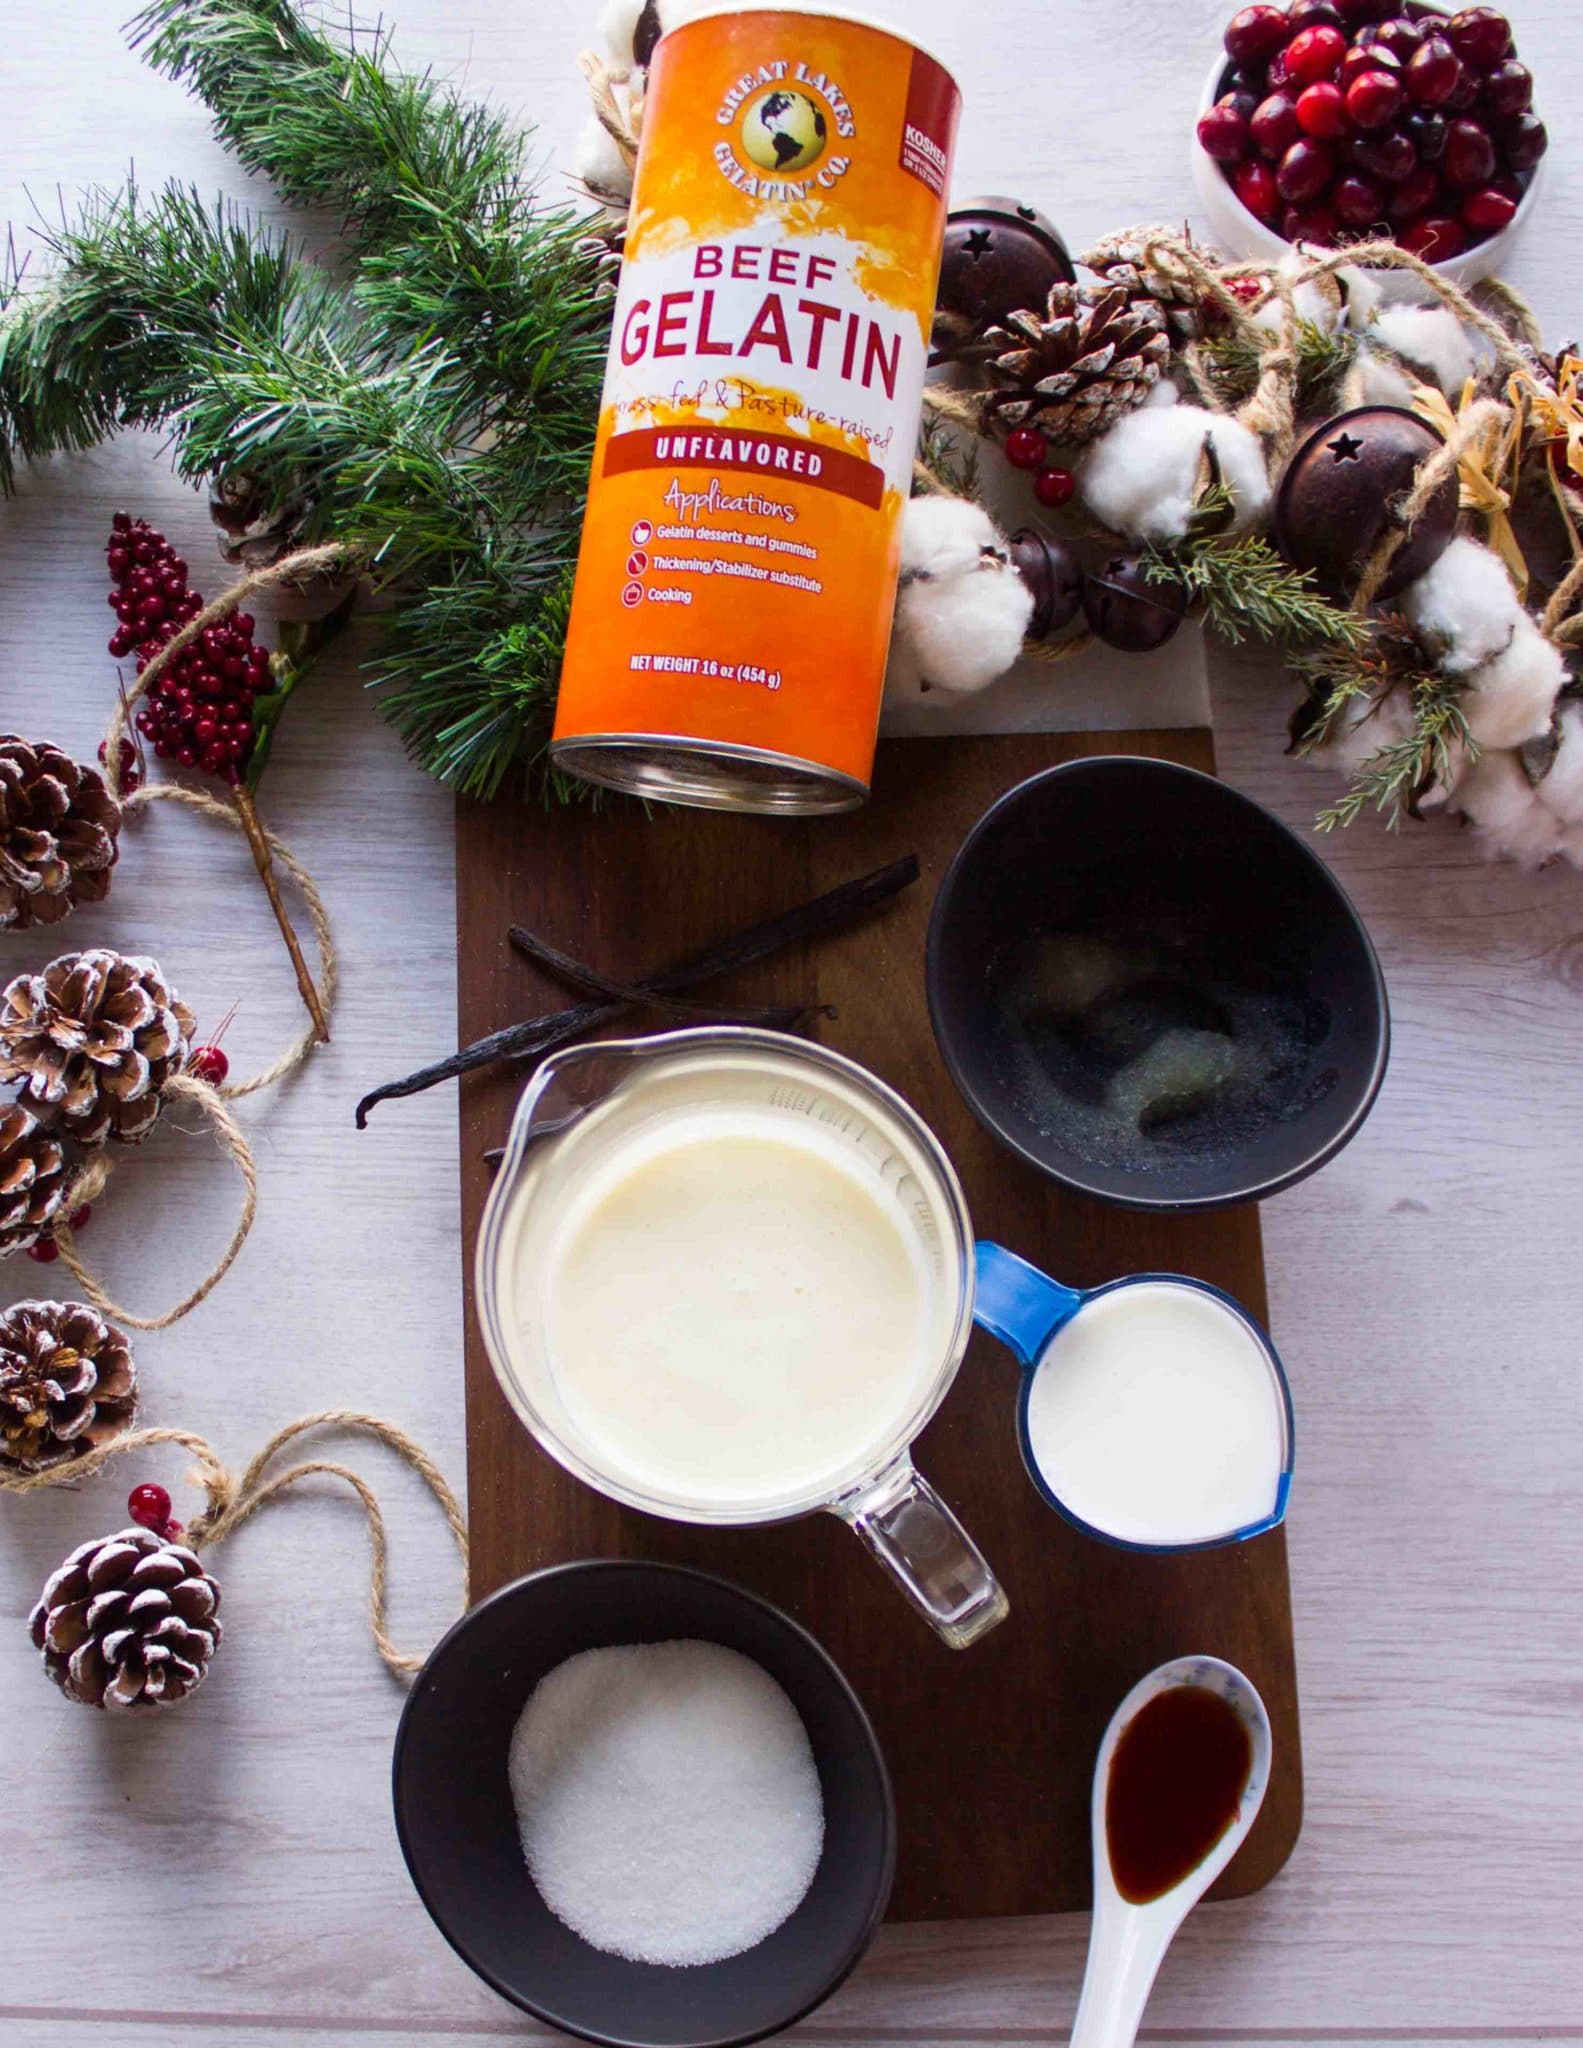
left=1105, top=1684, right=1253, bottom=1904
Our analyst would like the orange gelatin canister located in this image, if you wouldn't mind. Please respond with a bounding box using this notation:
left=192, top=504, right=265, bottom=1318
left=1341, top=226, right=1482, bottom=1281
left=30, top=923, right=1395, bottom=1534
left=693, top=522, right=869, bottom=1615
left=551, top=5, right=961, bottom=812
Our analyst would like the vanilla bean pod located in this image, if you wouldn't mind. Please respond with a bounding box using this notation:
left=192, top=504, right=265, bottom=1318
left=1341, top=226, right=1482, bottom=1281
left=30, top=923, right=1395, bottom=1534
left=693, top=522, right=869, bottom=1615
left=507, top=926, right=837, bottom=1029
left=354, top=855, right=919, bottom=1126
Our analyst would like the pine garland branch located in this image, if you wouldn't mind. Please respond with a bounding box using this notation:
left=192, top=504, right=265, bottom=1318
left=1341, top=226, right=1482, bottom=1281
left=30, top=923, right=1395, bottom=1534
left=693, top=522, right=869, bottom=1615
left=0, top=181, right=333, bottom=484
left=129, top=0, right=610, bottom=455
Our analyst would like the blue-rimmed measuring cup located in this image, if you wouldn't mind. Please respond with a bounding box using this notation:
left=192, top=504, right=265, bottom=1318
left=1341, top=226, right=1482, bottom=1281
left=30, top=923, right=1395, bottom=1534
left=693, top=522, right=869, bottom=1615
left=973, top=1243, right=1294, bottom=1555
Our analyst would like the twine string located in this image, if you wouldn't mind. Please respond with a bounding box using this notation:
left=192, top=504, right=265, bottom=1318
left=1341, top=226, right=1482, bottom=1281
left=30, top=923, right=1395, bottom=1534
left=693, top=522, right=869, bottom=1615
left=122, top=780, right=337, bottom=1098
left=1, top=1412, right=468, bottom=1682
left=52, top=1072, right=258, bottom=1332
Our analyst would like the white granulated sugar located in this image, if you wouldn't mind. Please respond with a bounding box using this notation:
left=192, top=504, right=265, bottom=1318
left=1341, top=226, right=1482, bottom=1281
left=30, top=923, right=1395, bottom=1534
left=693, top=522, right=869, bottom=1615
left=508, top=1639, right=824, bottom=1967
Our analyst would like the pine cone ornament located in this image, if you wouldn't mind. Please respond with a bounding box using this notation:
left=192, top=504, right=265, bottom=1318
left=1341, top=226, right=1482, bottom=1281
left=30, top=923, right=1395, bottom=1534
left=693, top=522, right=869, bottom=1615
left=0, top=949, right=197, bottom=1147
left=0, top=1301, right=136, bottom=1472
left=1082, top=231, right=1205, bottom=345
left=29, top=1526, right=221, bottom=1709
left=0, top=1101, right=71, bottom=1257
left=0, top=736, right=122, bottom=931
left=982, top=284, right=1171, bottom=447
left=208, top=470, right=311, bottom=572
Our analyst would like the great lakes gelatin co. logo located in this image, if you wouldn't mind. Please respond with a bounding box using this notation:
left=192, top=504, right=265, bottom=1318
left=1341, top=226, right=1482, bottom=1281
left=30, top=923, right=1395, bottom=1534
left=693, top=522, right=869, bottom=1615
left=714, top=61, right=856, bottom=199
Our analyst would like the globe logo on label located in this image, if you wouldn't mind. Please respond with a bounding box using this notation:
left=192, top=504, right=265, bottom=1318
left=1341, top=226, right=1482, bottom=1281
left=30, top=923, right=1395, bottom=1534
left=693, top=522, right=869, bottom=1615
left=712, top=57, right=857, bottom=198
left=740, top=87, right=826, bottom=173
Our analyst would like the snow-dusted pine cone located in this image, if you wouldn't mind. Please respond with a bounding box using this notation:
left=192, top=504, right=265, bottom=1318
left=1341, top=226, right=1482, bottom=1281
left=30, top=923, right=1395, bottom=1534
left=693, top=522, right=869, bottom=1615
left=981, top=283, right=1170, bottom=446
left=0, top=949, right=196, bottom=1146
left=0, top=736, right=123, bottom=931
left=0, top=1301, right=137, bottom=1472
left=29, top=1526, right=221, bottom=1709
left=0, top=1101, right=72, bottom=1257
left=1081, top=230, right=1206, bottom=345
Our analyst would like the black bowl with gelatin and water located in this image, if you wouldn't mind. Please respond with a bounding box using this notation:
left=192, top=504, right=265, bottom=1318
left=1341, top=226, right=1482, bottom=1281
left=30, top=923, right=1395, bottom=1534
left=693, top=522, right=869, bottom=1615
left=926, top=757, right=1388, bottom=1211
left=392, top=1560, right=895, bottom=2048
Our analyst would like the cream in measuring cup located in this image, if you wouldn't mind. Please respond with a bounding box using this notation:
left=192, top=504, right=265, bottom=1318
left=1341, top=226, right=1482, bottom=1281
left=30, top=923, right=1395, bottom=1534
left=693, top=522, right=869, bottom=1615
left=475, top=1028, right=1007, bottom=1648
left=973, top=1243, right=1294, bottom=1552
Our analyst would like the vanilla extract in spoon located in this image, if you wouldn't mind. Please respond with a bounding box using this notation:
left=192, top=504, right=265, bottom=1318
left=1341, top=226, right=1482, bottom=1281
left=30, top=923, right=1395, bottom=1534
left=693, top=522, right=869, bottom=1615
left=1104, top=1684, right=1253, bottom=1905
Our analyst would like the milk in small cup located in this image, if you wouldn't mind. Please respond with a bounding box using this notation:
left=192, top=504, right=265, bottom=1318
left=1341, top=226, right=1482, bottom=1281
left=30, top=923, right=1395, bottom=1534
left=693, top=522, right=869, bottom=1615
left=973, top=1243, right=1293, bottom=1551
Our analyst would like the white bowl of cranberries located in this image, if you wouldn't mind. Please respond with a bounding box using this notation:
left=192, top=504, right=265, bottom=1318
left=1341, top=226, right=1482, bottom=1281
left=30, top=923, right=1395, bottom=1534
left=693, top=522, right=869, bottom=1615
left=1193, top=2, right=1546, bottom=281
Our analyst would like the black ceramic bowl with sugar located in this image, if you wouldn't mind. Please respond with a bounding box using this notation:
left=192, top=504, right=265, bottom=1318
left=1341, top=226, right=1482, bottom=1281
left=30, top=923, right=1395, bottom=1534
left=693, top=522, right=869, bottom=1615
left=926, top=757, right=1389, bottom=1211
left=393, top=1560, right=894, bottom=2048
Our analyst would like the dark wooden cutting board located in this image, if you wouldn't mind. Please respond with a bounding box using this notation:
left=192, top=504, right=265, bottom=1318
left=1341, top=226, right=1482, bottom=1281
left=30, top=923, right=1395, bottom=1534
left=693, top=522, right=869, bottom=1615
left=454, top=729, right=1302, bottom=1921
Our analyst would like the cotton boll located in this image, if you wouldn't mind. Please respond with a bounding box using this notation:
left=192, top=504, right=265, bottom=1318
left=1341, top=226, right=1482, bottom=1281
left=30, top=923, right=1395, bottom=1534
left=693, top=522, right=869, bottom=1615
left=1352, top=348, right=1418, bottom=408
left=1401, top=538, right=1524, bottom=676
left=1537, top=701, right=1583, bottom=824
left=894, top=553, right=1034, bottom=694
left=882, top=634, right=927, bottom=708
left=1461, top=617, right=1567, bottom=749
left=1450, top=747, right=1563, bottom=867
left=575, top=116, right=634, bottom=203
left=1370, top=306, right=1475, bottom=397
left=1251, top=252, right=1344, bottom=337
left=1336, top=265, right=1389, bottom=332
left=898, top=494, right=1005, bottom=581
left=1080, top=405, right=1270, bottom=544
left=598, top=0, right=645, bottom=64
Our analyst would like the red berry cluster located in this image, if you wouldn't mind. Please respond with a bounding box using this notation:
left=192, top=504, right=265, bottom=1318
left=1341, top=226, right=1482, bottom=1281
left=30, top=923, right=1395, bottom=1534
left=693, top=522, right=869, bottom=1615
left=107, top=514, right=267, bottom=785
left=25, top=1204, right=93, bottom=1266
left=1198, top=3, right=1545, bottom=261
left=1004, top=426, right=1077, bottom=506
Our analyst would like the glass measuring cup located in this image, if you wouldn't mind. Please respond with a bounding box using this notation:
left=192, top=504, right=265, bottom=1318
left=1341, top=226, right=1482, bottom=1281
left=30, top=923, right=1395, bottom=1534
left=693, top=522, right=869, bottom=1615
left=973, top=1242, right=1294, bottom=1553
left=475, top=1027, right=1008, bottom=1649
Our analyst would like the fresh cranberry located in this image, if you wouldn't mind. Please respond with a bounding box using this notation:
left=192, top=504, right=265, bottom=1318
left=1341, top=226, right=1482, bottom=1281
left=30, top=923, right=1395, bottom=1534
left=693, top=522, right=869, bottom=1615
left=1336, top=0, right=1390, bottom=21
left=1226, top=3, right=1293, bottom=64
left=1234, top=157, right=1283, bottom=220
left=1277, top=136, right=1335, bottom=202
left=1286, top=24, right=1348, bottom=81
left=1404, top=106, right=1448, bottom=158
left=1398, top=212, right=1466, bottom=258
left=1033, top=466, right=1077, bottom=509
left=1352, top=126, right=1418, bottom=179
left=1296, top=80, right=1348, bottom=134
left=1375, top=16, right=1426, bottom=62
left=1497, top=111, right=1548, bottom=171
left=1340, top=41, right=1400, bottom=89
left=1405, top=36, right=1462, bottom=104
left=26, top=1238, right=60, bottom=1265
left=1389, top=163, right=1440, bottom=215
left=1462, top=182, right=1518, bottom=230
left=1251, top=89, right=1304, bottom=156
left=1334, top=172, right=1387, bottom=224
left=1347, top=67, right=1405, bottom=127
left=1443, top=116, right=1494, bottom=185
left=1478, top=58, right=1530, bottom=116
left=1266, top=44, right=1296, bottom=87
left=1289, top=0, right=1343, bottom=23
left=1199, top=103, right=1252, bottom=160
left=1446, top=7, right=1510, bottom=67
left=1442, top=63, right=1481, bottom=109
left=1282, top=202, right=1340, bottom=243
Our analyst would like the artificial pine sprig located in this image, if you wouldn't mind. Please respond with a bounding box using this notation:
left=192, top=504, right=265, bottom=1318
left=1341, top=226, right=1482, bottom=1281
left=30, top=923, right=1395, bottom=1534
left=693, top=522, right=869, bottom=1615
left=1290, top=617, right=1478, bottom=831
left=1196, top=318, right=1357, bottom=413
left=1143, top=489, right=1367, bottom=651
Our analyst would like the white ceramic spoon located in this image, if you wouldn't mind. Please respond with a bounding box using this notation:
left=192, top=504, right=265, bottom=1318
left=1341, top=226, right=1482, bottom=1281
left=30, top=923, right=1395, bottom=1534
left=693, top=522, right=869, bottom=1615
left=1069, top=1655, right=1272, bottom=2048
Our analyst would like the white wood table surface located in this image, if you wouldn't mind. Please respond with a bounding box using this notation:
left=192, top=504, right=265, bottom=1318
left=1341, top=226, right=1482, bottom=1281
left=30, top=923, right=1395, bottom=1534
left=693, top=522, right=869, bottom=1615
left=3, top=3, right=1581, bottom=2044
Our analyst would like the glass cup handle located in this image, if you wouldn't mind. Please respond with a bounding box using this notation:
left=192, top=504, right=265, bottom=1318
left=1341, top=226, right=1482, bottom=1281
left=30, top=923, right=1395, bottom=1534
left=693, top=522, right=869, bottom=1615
left=833, top=1455, right=1009, bottom=1650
